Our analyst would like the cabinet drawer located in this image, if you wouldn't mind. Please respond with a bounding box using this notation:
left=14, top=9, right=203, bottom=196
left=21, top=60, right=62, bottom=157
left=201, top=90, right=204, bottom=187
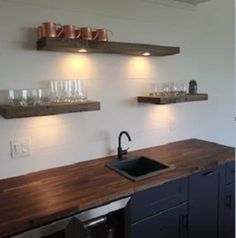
left=225, top=161, right=235, bottom=185
left=129, top=177, right=188, bottom=222
left=130, top=202, right=188, bottom=238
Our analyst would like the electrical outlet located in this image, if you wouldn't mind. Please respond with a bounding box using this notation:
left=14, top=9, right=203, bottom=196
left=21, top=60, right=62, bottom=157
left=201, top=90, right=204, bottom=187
left=10, top=138, right=31, bottom=159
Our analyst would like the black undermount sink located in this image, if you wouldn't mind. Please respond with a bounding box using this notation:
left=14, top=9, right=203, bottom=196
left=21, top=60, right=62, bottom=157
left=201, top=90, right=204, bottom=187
left=107, top=156, right=175, bottom=181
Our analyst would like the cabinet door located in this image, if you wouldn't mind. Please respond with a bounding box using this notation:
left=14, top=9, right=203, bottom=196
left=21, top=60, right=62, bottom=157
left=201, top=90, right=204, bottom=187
left=130, top=203, right=188, bottom=238
left=223, top=183, right=235, bottom=238
left=188, top=167, right=220, bottom=238
left=129, top=177, right=187, bottom=223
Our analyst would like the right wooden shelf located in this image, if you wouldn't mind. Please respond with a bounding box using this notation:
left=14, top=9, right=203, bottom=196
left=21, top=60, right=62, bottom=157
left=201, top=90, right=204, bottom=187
left=137, top=94, right=208, bottom=105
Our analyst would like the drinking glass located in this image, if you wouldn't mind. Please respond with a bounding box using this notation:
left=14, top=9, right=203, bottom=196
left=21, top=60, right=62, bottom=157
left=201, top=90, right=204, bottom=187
left=8, top=89, right=15, bottom=106
left=18, top=89, right=28, bottom=106
left=161, top=82, right=171, bottom=96
left=50, top=80, right=60, bottom=103
left=64, top=80, right=73, bottom=103
left=75, top=79, right=87, bottom=102
left=149, top=83, right=160, bottom=96
left=27, top=89, right=38, bottom=106
left=171, top=82, right=178, bottom=96
left=178, top=82, right=187, bottom=95
left=38, top=88, right=51, bottom=105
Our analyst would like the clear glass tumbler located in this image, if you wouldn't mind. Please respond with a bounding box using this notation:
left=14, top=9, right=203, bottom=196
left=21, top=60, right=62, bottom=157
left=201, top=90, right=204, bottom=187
left=75, top=79, right=87, bottom=102
left=27, top=89, right=38, bottom=106
left=38, top=88, right=51, bottom=105
left=50, top=80, right=60, bottom=103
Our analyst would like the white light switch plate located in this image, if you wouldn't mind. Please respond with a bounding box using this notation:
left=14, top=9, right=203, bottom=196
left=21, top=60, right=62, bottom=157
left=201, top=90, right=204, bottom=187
left=10, top=138, right=31, bottom=159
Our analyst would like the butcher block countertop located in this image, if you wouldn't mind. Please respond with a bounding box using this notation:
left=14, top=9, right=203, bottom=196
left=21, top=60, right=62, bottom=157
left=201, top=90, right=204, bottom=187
left=0, top=139, right=235, bottom=237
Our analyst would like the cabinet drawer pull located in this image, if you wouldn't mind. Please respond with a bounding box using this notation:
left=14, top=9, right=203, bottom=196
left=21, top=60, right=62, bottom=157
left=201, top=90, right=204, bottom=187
left=180, top=214, right=188, bottom=233
left=202, top=171, right=214, bottom=176
left=226, top=195, right=232, bottom=209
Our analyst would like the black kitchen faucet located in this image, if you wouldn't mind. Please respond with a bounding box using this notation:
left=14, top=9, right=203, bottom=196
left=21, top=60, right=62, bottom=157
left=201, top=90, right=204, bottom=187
left=117, top=131, right=131, bottom=159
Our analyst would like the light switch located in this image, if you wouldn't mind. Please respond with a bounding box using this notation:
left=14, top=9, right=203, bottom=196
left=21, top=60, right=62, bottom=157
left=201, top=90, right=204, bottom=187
left=10, top=138, right=31, bottom=159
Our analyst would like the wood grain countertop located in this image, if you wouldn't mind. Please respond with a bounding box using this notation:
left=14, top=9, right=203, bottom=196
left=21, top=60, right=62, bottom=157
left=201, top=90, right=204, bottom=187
left=0, top=139, right=235, bottom=237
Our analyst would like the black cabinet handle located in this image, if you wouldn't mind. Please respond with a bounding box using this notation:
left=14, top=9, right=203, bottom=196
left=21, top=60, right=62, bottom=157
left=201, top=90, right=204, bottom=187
left=202, top=171, right=214, bottom=177
left=180, top=214, right=188, bottom=233
left=226, top=195, right=232, bottom=209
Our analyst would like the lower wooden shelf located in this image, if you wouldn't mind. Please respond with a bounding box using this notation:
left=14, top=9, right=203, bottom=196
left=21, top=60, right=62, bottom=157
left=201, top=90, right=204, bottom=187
left=137, top=94, right=208, bottom=105
left=0, top=101, right=100, bottom=119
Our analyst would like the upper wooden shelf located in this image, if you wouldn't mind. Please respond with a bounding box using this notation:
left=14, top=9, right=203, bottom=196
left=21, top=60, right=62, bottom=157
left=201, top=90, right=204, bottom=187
left=0, top=101, right=100, bottom=119
left=37, top=38, right=180, bottom=56
left=138, top=94, right=208, bottom=105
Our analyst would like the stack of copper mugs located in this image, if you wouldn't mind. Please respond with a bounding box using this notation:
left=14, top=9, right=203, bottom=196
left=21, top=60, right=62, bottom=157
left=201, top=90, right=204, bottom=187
left=37, top=22, right=113, bottom=41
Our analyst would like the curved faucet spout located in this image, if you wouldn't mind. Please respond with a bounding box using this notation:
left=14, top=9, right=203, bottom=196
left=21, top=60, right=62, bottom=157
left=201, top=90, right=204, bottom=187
left=118, top=131, right=132, bottom=159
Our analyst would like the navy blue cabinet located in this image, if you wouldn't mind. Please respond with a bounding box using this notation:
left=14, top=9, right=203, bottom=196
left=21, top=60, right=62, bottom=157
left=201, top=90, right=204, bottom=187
left=126, top=161, right=235, bottom=238
left=188, top=167, right=220, bottom=238
left=126, top=178, right=188, bottom=238
left=130, top=203, right=188, bottom=238
left=220, top=161, right=235, bottom=238
left=130, top=178, right=188, bottom=223
left=223, top=183, right=235, bottom=238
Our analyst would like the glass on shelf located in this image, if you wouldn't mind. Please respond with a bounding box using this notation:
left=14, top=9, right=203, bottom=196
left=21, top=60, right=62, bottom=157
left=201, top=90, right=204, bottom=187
left=27, top=89, right=39, bottom=106
left=50, top=80, right=60, bottom=103
left=8, top=89, right=15, bottom=106
left=50, top=79, right=88, bottom=103
left=76, top=79, right=87, bottom=102
left=38, top=88, right=51, bottom=105
left=149, top=83, right=161, bottom=97
left=148, top=81, right=187, bottom=97
left=6, top=79, right=89, bottom=107
left=13, top=89, right=27, bottom=106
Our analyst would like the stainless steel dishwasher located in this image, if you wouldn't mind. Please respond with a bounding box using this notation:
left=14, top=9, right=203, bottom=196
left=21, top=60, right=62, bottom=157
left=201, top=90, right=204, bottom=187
left=12, top=197, right=130, bottom=238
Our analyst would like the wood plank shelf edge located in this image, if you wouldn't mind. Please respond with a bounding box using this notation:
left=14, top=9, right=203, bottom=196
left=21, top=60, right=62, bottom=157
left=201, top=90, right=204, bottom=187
left=37, top=37, right=180, bottom=56
left=0, top=101, right=100, bottom=119
left=137, top=94, right=208, bottom=104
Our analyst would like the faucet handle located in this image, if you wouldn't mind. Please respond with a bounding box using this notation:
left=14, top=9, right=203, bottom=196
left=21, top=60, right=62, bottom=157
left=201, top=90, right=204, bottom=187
left=123, top=147, right=130, bottom=154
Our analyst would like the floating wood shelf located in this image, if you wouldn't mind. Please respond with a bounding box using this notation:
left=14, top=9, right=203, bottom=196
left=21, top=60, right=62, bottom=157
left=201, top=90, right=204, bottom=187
left=0, top=101, right=100, bottom=119
left=137, top=94, right=208, bottom=105
left=37, top=37, right=180, bottom=56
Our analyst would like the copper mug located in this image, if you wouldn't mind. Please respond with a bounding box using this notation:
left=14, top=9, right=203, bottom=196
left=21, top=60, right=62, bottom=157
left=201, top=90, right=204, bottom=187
left=80, top=27, right=98, bottom=40
left=37, top=26, right=45, bottom=39
left=42, top=22, right=63, bottom=38
left=62, top=25, right=81, bottom=39
left=96, top=29, right=113, bottom=41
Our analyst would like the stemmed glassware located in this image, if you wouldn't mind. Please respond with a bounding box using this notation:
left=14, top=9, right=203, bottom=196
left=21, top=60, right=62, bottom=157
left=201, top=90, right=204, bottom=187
left=50, top=79, right=87, bottom=103
left=7, top=79, right=88, bottom=106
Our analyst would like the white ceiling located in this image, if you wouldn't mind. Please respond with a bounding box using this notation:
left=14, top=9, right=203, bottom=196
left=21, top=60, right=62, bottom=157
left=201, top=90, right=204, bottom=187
left=173, top=0, right=210, bottom=5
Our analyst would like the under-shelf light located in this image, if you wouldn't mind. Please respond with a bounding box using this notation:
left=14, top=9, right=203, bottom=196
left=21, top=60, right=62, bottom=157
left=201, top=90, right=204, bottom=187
left=78, top=49, right=88, bottom=53
left=143, top=52, right=151, bottom=56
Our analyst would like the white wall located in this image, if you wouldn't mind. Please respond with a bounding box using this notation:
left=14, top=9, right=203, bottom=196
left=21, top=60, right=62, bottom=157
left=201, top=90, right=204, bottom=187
left=0, top=0, right=234, bottom=179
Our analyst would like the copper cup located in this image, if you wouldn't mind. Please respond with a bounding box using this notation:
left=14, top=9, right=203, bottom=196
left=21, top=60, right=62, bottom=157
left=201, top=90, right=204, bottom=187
left=62, top=25, right=80, bottom=39
left=80, top=27, right=98, bottom=40
left=37, top=26, right=45, bottom=39
left=42, top=22, right=63, bottom=38
left=96, top=29, right=113, bottom=41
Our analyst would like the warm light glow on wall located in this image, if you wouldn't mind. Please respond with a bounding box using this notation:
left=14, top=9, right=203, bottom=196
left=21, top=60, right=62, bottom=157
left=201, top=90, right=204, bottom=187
left=26, top=116, right=65, bottom=149
left=27, top=116, right=61, bottom=128
left=144, top=105, right=176, bottom=130
left=56, top=55, right=97, bottom=79
left=126, top=57, right=153, bottom=78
